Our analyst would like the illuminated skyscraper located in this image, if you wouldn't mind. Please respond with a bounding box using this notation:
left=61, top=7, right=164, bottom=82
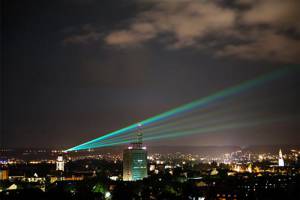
left=123, top=124, right=148, bottom=181
left=278, top=149, right=284, bottom=167
left=56, top=155, right=65, bottom=171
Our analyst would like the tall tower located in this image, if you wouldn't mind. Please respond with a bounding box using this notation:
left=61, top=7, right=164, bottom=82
left=123, top=123, right=148, bottom=181
left=56, top=155, right=65, bottom=171
left=278, top=149, right=284, bottom=167
left=137, top=123, right=143, bottom=144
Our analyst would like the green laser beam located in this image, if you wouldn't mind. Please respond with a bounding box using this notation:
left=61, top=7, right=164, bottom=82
left=82, top=115, right=294, bottom=149
left=66, top=66, right=295, bottom=151
left=85, top=109, right=282, bottom=148
left=75, top=92, right=289, bottom=148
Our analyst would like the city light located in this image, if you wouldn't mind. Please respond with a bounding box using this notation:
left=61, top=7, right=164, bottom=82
left=3, top=0, right=299, bottom=199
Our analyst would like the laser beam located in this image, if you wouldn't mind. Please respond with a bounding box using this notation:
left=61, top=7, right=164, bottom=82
left=65, top=66, right=296, bottom=151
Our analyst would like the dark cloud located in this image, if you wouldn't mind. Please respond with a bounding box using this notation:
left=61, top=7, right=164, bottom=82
left=240, top=0, right=300, bottom=31
left=105, top=0, right=236, bottom=48
left=216, top=31, right=300, bottom=63
left=63, top=24, right=103, bottom=44
left=101, top=0, right=300, bottom=63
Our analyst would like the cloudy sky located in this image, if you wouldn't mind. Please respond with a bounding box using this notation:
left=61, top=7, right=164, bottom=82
left=2, top=0, right=299, bottom=148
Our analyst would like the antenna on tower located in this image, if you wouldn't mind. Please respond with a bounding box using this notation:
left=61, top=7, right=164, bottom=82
left=130, top=123, right=144, bottom=149
left=137, top=123, right=143, bottom=144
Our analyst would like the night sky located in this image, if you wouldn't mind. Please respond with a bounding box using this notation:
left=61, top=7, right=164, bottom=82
left=2, top=0, right=300, bottom=149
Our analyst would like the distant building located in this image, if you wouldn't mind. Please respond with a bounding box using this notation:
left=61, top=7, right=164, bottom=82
left=278, top=149, right=284, bottom=167
left=149, top=164, right=155, bottom=172
left=56, top=155, right=65, bottom=171
left=0, top=169, right=9, bottom=180
left=210, top=168, right=219, bottom=176
left=247, top=163, right=252, bottom=173
left=123, top=124, right=147, bottom=181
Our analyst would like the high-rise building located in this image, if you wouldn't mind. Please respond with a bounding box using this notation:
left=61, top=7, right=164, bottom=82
left=123, top=124, right=147, bottom=181
left=278, top=149, right=284, bottom=167
left=56, top=155, right=65, bottom=171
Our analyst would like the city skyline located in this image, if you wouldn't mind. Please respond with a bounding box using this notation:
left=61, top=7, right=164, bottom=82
left=2, top=1, right=300, bottom=200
